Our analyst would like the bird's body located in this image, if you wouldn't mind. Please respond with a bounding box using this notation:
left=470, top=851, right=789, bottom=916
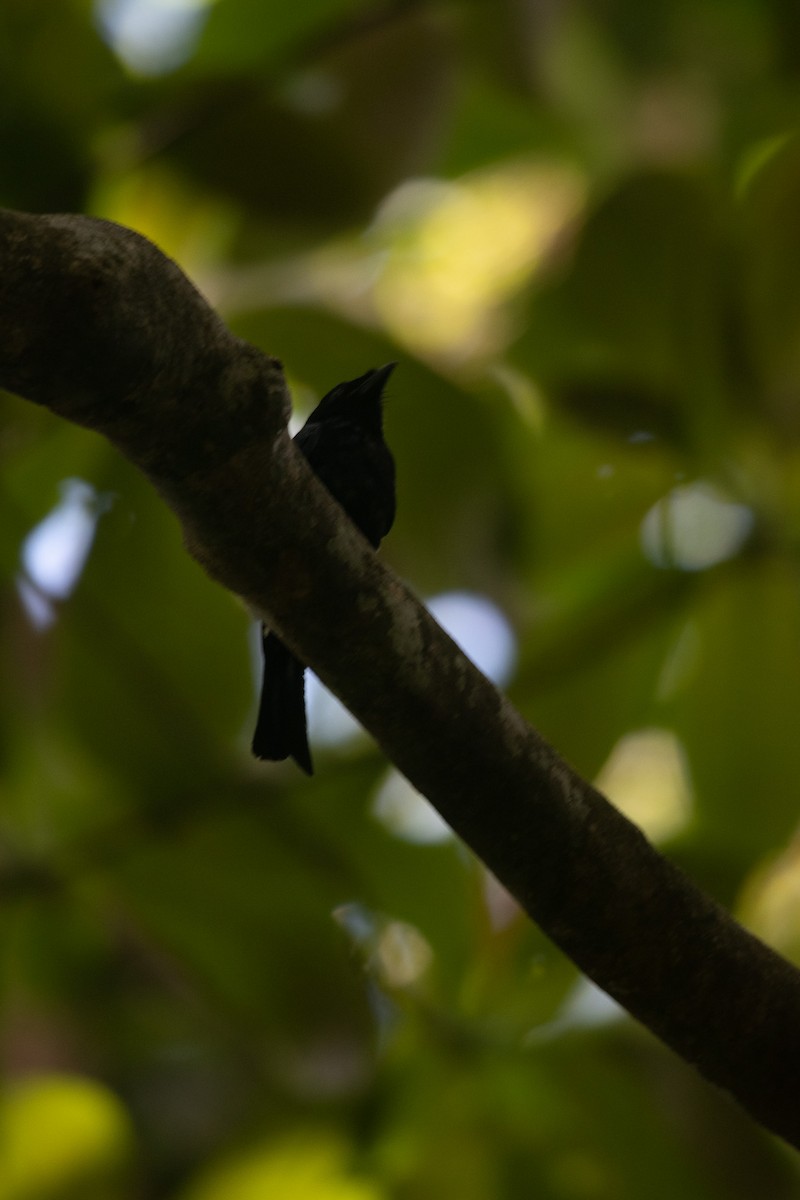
left=252, top=363, right=397, bottom=773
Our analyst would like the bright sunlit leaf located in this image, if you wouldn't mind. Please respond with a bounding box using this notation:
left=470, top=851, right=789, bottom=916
left=369, top=163, right=584, bottom=362
left=0, top=1075, right=134, bottom=1199
left=183, top=1133, right=384, bottom=1200
left=594, top=727, right=693, bottom=842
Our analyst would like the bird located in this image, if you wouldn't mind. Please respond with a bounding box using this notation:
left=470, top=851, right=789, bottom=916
left=252, top=362, right=397, bottom=773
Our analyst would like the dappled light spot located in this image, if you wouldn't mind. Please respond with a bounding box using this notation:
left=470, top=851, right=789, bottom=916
left=333, top=901, right=378, bottom=945
left=0, top=1074, right=134, bottom=1197
left=368, top=163, right=585, bottom=362
left=306, top=673, right=363, bottom=749
left=427, top=590, right=517, bottom=687
left=483, top=870, right=521, bottom=932
left=739, top=840, right=800, bottom=962
left=305, top=674, right=360, bottom=747
left=18, top=479, right=110, bottom=629
left=15, top=575, right=56, bottom=632
left=528, top=979, right=625, bottom=1043
left=333, top=904, right=434, bottom=991
left=95, top=0, right=210, bottom=76
left=374, top=921, right=434, bottom=989
left=373, top=769, right=452, bottom=844
left=640, top=481, right=754, bottom=571
left=594, top=728, right=693, bottom=843
left=183, top=1132, right=384, bottom=1200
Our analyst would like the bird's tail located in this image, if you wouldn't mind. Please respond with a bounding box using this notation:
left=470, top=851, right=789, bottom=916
left=252, top=629, right=313, bottom=775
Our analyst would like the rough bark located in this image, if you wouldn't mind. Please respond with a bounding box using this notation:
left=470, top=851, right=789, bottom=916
left=2, top=207, right=800, bottom=1148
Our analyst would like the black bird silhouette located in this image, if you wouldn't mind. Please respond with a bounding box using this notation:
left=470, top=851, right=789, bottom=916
left=252, top=363, right=397, bottom=773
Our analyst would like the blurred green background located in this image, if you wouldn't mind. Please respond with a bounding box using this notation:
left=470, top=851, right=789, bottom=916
left=3, top=0, right=800, bottom=1195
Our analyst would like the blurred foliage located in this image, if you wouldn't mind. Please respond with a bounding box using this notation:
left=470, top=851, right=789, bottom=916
left=3, top=0, right=800, bottom=1195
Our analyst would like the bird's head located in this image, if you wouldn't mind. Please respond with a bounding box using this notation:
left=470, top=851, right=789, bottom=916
left=306, top=362, right=396, bottom=434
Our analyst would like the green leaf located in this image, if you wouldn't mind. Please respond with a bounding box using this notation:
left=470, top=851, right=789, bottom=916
left=669, top=558, right=800, bottom=860
left=736, top=133, right=800, bottom=437
left=514, top=172, right=728, bottom=447
left=192, top=0, right=366, bottom=73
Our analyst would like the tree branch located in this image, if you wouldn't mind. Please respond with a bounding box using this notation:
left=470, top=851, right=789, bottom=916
left=2, top=208, right=800, bottom=1148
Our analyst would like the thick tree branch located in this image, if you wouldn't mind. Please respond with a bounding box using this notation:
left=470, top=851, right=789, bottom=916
left=2, top=208, right=800, bottom=1147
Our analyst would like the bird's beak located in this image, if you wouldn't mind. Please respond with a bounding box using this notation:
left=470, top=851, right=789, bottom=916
left=368, top=362, right=397, bottom=393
